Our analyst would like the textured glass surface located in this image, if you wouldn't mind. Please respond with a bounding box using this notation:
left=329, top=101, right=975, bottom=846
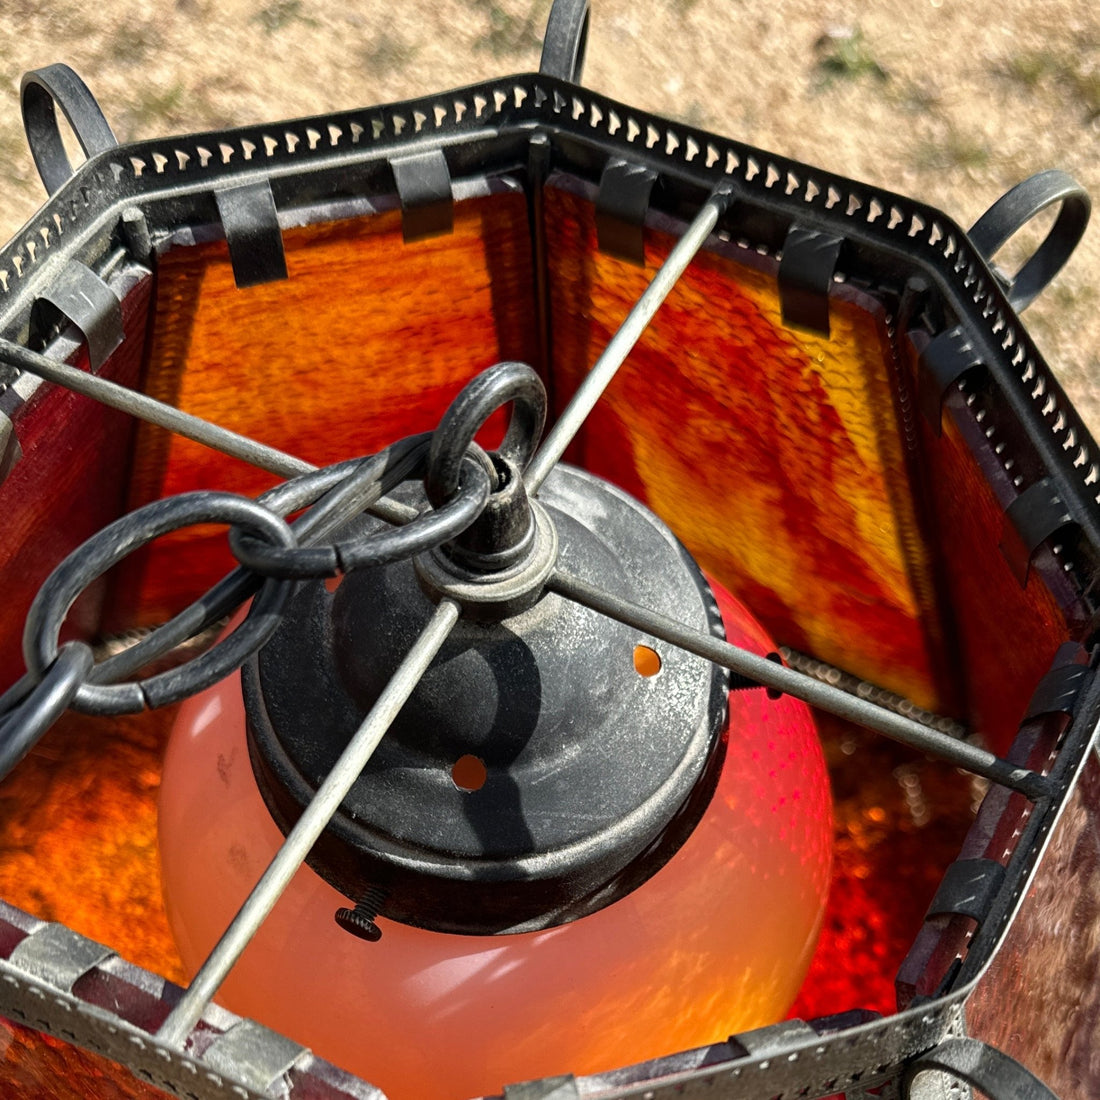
left=966, top=751, right=1100, bottom=1100
left=110, top=194, right=537, bottom=630
left=790, top=713, right=977, bottom=1021
left=545, top=181, right=944, bottom=711
left=0, top=1018, right=164, bottom=1100
left=0, top=709, right=184, bottom=985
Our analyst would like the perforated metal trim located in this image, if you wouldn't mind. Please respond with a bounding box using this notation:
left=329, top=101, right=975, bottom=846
left=0, top=903, right=385, bottom=1100
left=553, top=1001, right=968, bottom=1100
left=0, top=66, right=1096, bottom=1100
left=0, top=72, right=1093, bottom=550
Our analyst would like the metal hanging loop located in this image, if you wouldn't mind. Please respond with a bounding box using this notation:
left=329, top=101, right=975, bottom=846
left=0, top=641, right=94, bottom=781
left=904, top=1038, right=1060, bottom=1100
left=425, top=361, right=547, bottom=509
left=539, top=0, right=591, bottom=83
left=339, top=457, right=492, bottom=569
left=20, top=64, right=117, bottom=196
left=968, top=169, right=1090, bottom=313
left=23, top=492, right=297, bottom=715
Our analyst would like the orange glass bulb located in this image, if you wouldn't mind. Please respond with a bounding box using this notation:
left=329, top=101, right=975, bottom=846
left=159, top=578, right=831, bottom=1100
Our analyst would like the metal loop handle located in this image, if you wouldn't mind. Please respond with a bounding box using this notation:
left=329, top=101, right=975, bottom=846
left=24, top=492, right=296, bottom=715
left=904, top=1038, right=1060, bottom=1100
left=20, top=64, right=117, bottom=196
left=426, top=362, right=547, bottom=508
left=0, top=641, right=95, bottom=781
left=968, top=169, right=1090, bottom=313
left=539, top=0, right=591, bottom=83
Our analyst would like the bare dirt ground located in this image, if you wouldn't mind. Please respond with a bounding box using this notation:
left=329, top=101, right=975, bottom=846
left=0, top=0, right=1095, bottom=425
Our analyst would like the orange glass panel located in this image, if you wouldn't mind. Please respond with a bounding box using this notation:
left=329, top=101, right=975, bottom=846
left=0, top=1019, right=164, bottom=1100
left=906, top=385, right=1070, bottom=753
left=0, top=709, right=183, bottom=985
left=544, top=181, right=950, bottom=713
left=107, top=192, right=537, bottom=630
left=788, top=715, right=977, bottom=1021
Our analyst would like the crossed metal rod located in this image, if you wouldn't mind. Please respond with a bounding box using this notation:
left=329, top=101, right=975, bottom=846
left=2, top=185, right=1048, bottom=1049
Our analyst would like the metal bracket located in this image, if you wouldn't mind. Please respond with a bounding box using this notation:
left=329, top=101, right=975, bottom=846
left=1025, top=643, right=1093, bottom=721
left=999, top=477, right=1078, bottom=586
left=31, top=259, right=124, bottom=369
left=7, top=922, right=113, bottom=994
left=916, top=325, right=985, bottom=433
left=595, top=158, right=657, bottom=266
left=203, top=1018, right=308, bottom=1094
left=119, top=206, right=154, bottom=266
left=503, top=1075, right=580, bottom=1099
left=778, top=225, right=843, bottom=336
left=391, top=149, right=454, bottom=242
left=729, top=1019, right=819, bottom=1058
left=925, top=859, right=1006, bottom=924
left=214, top=178, right=289, bottom=289
left=809, top=1007, right=884, bottom=1033
left=0, top=412, right=20, bottom=483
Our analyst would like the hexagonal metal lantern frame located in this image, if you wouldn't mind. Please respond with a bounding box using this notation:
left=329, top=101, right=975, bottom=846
left=0, top=4, right=1097, bottom=1099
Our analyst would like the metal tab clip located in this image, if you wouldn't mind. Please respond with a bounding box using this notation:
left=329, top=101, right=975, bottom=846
left=391, top=149, right=455, bottom=242
left=778, top=225, right=843, bottom=336
left=215, top=178, right=289, bottom=289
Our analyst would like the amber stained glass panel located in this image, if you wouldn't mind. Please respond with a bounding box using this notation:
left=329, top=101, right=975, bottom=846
left=543, top=180, right=949, bottom=713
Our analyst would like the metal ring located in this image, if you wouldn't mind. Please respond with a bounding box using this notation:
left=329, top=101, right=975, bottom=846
left=90, top=459, right=378, bottom=687
left=0, top=641, right=95, bottom=781
left=0, top=669, right=38, bottom=721
left=425, top=362, right=547, bottom=508
left=540, top=0, right=590, bottom=83
left=339, top=454, right=493, bottom=569
left=230, top=435, right=433, bottom=578
left=23, top=492, right=296, bottom=715
left=20, top=64, right=117, bottom=196
left=968, top=169, right=1091, bottom=313
left=230, top=454, right=395, bottom=579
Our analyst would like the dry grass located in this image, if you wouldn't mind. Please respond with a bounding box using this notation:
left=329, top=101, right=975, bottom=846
left=0, top=0, right=1095, bottom=427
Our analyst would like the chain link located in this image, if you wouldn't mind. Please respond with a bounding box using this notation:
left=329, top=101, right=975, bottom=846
left=24, top=490, right=298, bottom=715
left=1, top=363, right=538, bottom=768
left=0, top=641, right=95, bottom=778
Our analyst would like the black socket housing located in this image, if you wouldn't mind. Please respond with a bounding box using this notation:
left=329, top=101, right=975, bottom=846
left=244, top=465, right=730, bottom=935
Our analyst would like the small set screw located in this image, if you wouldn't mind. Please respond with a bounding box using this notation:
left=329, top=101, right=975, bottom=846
left=334, top=884, right=388, bottom=943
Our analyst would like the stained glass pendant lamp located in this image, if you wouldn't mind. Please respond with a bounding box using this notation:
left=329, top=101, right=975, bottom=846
left=0, top=2, right=1097, bottom=1099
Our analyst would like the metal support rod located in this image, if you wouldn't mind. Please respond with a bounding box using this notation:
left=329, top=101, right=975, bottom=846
left=0, top=338, right=415, bottom=525
left=548, top=570, right=1049, bottom=800
left=156, top=597, right=461, bottom=1048
left=525, top=186, right=732, bottom=492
